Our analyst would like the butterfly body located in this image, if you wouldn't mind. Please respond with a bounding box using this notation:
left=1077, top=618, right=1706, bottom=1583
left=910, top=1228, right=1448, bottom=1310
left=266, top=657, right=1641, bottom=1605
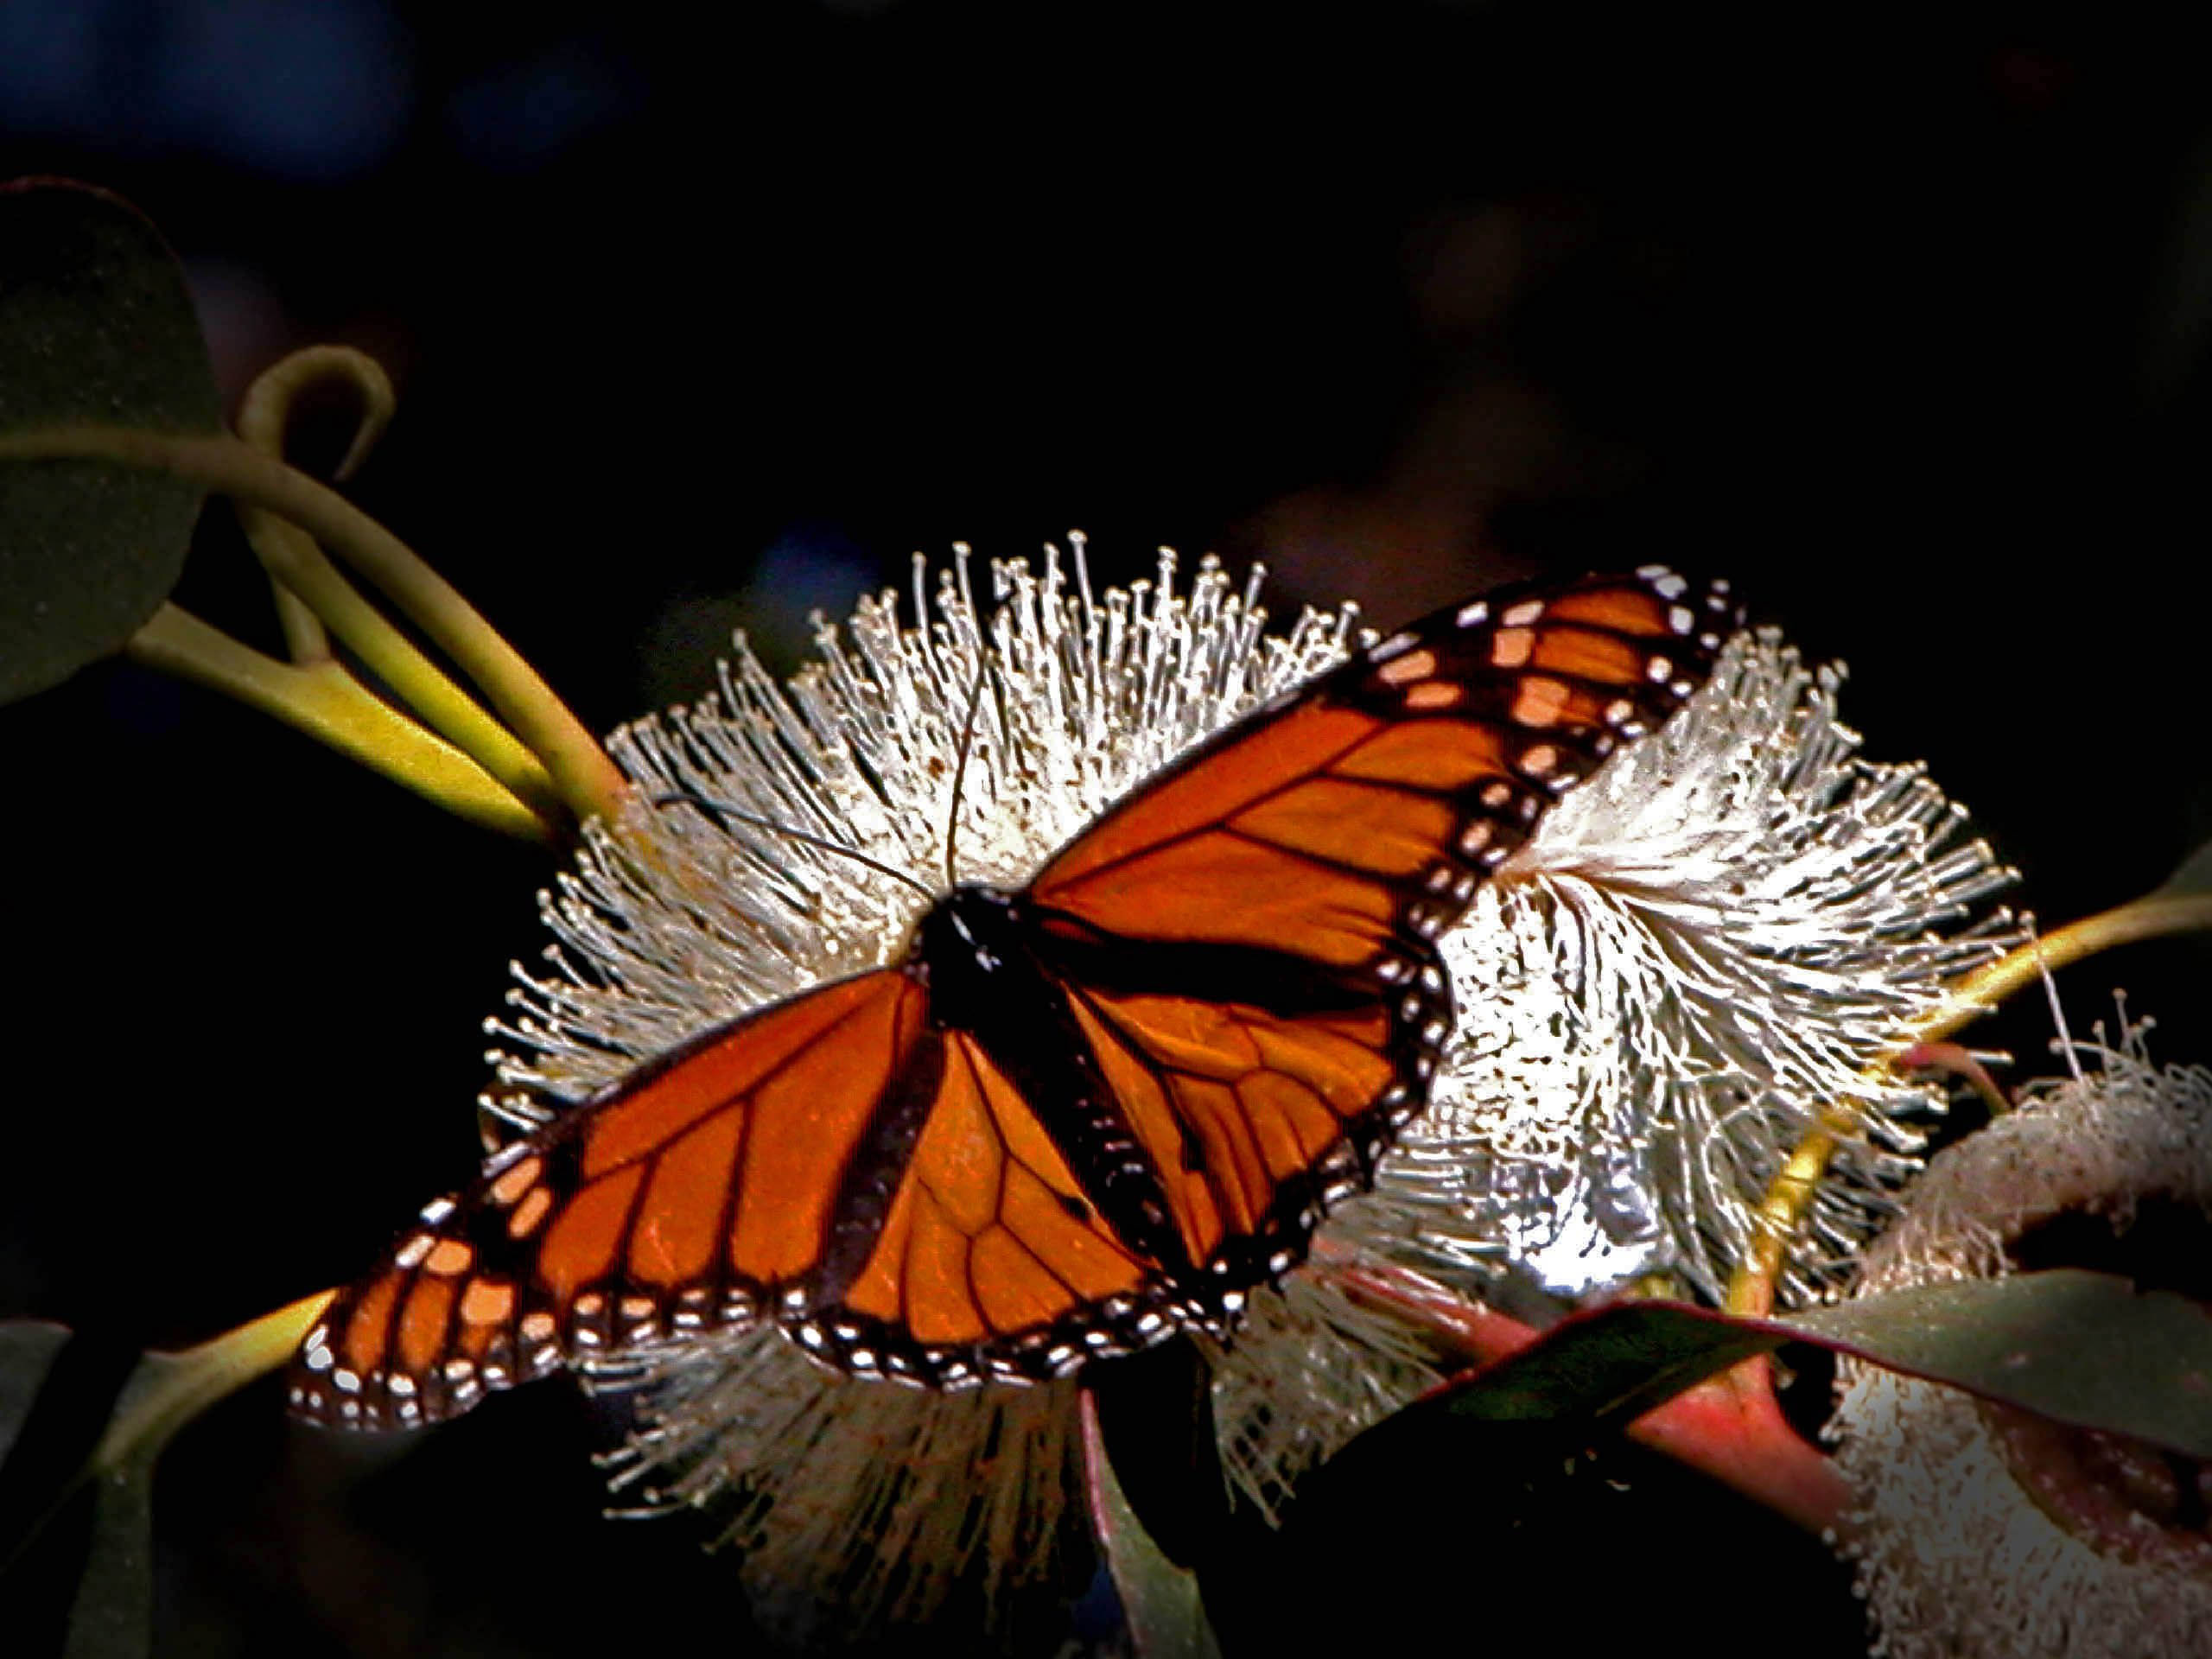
left=292, top=566, right=1742, bottom=1428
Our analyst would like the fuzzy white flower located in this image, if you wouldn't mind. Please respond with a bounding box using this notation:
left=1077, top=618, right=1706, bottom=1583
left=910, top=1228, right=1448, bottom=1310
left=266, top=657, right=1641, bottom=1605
left=1829, top=1027, right=2212, bottom=1659
left=481, top=541, right=2011, bottom=1619
left=1420, top=638, right=2016, bottom=1300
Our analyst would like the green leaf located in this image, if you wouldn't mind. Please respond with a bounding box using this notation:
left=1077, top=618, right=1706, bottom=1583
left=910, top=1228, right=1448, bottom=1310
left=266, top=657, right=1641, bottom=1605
left=1791, top=1268, right=2212, bottom=1459
left=0, top=1333, right=199, bottom=1659
left=1434, top=1300, right=1778, bottom=1428
left=61, top=1450, right=154, bottom=1659
left=1084, top=1337, right=1226, bottom=1573
left=0, top=1321, right=71, bottom=1467
left=1079, top=1391, right=1224, bottom=1659
left=54, top=1344, right=205, bottom=1659
left=0, top=178, right=221, bottom=704
left=1375, top=1268, right=2212, bottom=1461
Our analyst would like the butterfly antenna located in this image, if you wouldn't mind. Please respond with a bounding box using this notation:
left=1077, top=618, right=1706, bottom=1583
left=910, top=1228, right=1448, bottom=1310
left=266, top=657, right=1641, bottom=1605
left=652, top=791, right=935, bottom=901
left=942, top=649, right=995, bottom=889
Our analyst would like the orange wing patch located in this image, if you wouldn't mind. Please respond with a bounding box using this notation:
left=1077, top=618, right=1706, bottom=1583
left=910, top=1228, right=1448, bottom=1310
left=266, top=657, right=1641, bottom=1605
left=1032, top=702, right=1424, bottom=963
left=1229, top=776, right=1455, bottom=876
left=1327, top=716, right=1516, bottom=791
left=1034, top=702, right=1381, bottom=894
left=578, top=969, right=891, bottom=1179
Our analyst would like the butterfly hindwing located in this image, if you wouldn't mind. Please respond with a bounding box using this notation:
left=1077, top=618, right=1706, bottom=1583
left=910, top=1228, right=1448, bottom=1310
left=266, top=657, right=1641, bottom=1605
left=1060, top=976, right=1413, bottom=1280
left=817, top=1032, right=1160, bottom=1384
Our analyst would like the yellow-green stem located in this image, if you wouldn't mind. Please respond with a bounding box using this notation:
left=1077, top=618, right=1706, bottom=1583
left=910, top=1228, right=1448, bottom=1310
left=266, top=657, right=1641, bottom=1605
left=91, top=1290, right=334, bottom=1473
left=1727, top=890, right=2212, bottom=1313
left=126, top=604, right=557, bottom=842
left=0, top=424, right=629, bottom=827
left=223, top=506, right=569, bottom=824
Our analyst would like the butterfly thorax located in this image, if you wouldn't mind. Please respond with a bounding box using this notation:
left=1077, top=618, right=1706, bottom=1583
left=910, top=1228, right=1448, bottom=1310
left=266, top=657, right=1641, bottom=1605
left=908, top=883, right=1027, bottom=1016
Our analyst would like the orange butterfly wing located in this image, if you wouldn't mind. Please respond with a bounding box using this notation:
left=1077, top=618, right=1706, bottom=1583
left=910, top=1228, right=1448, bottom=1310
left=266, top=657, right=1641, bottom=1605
left=1032, top=568, right=1737, bottom=956
left=293, top=971, right=1171, bottom=1420
left=293, top=969, right=930, bottom=1426
left=1018, top=566, right=1743, bottom=1287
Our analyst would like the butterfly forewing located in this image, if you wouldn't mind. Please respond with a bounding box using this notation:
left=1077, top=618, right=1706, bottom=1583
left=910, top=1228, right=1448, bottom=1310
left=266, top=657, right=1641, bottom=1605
left=1029, top=567, right=1742, bottom=958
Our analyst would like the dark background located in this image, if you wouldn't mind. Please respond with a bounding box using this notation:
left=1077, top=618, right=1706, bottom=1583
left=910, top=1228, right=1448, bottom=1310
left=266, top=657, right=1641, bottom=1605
left=3, top=6, right=2209, bottom=1655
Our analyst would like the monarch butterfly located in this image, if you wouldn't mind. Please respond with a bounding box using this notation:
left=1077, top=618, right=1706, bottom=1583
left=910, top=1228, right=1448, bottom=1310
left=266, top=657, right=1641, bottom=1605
left=290, top=565, right=1742, bottom=1427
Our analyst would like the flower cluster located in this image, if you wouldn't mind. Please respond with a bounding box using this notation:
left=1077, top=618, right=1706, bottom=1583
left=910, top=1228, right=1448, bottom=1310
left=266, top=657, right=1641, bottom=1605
left=480, top=543, right=2013, bottom=1624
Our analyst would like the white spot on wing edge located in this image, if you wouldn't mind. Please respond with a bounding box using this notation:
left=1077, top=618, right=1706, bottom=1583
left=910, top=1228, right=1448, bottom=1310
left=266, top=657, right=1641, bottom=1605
left=483, top=1140, right=532, bottom=1174
left=1367, top=630, right=1420, bottom=664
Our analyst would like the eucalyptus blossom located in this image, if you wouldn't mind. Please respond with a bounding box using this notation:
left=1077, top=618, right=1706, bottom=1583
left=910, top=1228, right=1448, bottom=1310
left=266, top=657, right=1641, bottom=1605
left=481, top=541, right=2012, bottom=1614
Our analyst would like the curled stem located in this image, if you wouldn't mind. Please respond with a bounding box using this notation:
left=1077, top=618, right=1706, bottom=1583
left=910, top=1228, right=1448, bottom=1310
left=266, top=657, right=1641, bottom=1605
left=1729, top=888, right=2212, bottom=1314
left=235, top=345, right=397, bottom=664
left=237, top=344, right=395, bottom=487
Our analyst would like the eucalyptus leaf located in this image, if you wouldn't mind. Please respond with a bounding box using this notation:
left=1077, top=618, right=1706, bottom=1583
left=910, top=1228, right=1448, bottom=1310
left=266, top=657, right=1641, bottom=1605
left=1368, top=1268, right=2212, bottom=1460
left=54, top=1344, right=205, bottom=1659
left=1079, top=1392, right=1224, bottom=1659
left=1434, top=1299, right=1778, bottom=1428
left=0, top=1335, right=202, bottom=1659
left=0, top=1322, right=72, bottom=1475
left=0, top=179, right=221, bottom=704
left=1792, top=1268, right=2212, bottom=1458
left=61, top=1452, right=154, bottom=1659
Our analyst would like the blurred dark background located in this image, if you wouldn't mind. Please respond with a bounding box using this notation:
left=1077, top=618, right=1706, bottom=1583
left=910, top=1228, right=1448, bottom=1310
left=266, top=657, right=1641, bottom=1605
left=3, top=5, right=2209, bottom=1655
